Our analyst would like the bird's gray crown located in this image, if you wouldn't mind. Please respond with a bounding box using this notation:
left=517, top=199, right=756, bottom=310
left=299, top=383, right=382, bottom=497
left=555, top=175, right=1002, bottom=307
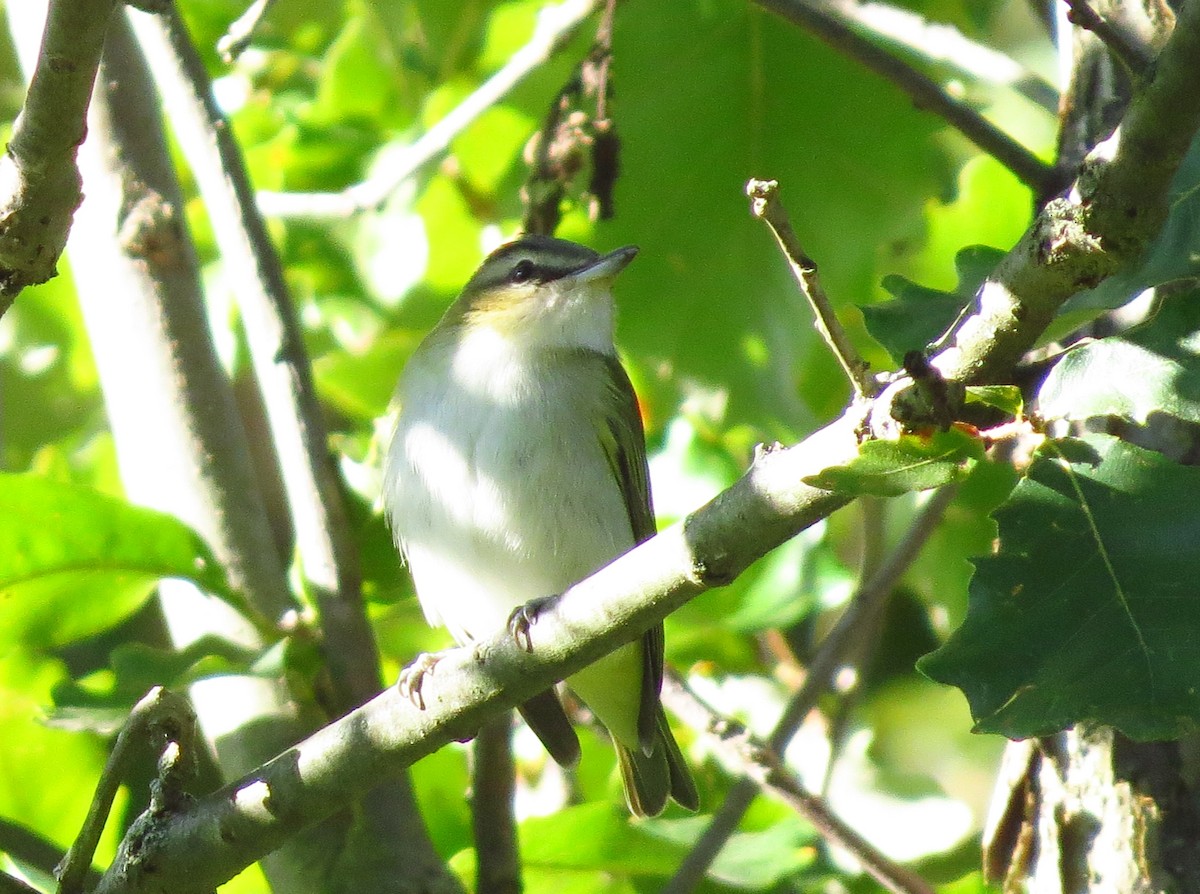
left=463, top=235, right=601, bottom=295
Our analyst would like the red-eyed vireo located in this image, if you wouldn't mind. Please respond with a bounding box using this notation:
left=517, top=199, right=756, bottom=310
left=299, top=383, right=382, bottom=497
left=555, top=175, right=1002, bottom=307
left=383, top=235, right=698, bottom=817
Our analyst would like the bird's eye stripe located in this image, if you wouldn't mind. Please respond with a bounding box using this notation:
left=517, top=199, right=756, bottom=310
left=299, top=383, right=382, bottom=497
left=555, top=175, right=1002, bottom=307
left=510, top=259, right=535, bottom=282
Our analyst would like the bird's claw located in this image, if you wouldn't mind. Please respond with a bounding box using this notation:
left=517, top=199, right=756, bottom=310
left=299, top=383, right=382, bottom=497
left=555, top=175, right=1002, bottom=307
left=506, top=594, right=557, bottom=653
left=397, top=652, right=443, bottom=710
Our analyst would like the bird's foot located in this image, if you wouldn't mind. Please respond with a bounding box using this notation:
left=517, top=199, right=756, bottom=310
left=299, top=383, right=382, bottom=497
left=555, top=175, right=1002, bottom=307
left=397, top=652, right=443, bottom=710
left=506, top=594, right=558, bottom=653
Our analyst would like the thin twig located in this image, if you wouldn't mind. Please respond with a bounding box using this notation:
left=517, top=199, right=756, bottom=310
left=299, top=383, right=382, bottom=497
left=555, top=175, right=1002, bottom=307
left=1061, top=0, right=1155, bottom=76
left=748, top=179, right=877, bottom=398
left=256, top=0, right=599, bottom=219
left=217, top=0, right=276, bottom=62
left=664, top=678, right=935, bottom=894
left=472, top=716, right=522, bottom=894
left=751, top=0, right=1057, bottom=197
left=662, top=486, right=958, bottom=893
left=57, top=688, right=196, bottom=894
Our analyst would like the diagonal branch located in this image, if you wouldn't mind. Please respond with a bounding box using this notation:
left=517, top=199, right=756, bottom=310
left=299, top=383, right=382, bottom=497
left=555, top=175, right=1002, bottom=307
left=751, top=0, right=1058, bottom=197
left=662, top=677, right=936, bottom=894
left=662, top=486, right=958, bottom=893
left=833, top=0, right=1059, bottom=112
left=255, top=0, right=599, bottom=219
left=91, top=417, right=861, bottom=894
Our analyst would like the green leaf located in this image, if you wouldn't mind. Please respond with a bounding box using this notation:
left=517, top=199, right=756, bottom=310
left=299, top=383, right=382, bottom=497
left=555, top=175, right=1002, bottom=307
left=0, top=474, right=230, bottom=649
left=805, top=429, right=983, bottom=497
left=921, top=435, right=1200, bottom=740
left=1038, top=288, right=1200, bottom=425
left=965, top=384, right=1023, bottom=417
left=862, top=245, right=1006, bottom=362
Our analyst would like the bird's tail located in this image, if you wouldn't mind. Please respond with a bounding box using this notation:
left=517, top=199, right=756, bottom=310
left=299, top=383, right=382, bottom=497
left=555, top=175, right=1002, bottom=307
left=616, top=705, right=699, bottom=817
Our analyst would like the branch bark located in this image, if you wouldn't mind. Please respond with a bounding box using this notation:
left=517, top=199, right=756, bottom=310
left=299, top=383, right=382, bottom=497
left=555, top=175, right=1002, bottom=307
left=91, top=416, right=859, bottom=894
left=0, top=0, right=118, bottom=313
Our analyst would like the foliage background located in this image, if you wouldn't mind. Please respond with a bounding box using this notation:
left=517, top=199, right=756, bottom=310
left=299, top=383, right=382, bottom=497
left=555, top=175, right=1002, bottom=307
left=0, top=0, right=1090, bottom=890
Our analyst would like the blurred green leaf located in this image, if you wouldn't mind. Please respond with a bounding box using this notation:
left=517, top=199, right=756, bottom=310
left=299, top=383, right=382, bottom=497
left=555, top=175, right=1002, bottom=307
left=1039, top=286, right=1200, bottom=425
left=805, top=428, right=983, bottom=497
left=0, top=650, right=118, bottom=862
left=311, top=7, right=407, bottom=128
left=0, top=474, right=231, bottom=649
left=922, top=435, right=1200, bottom=740
left=965, top=384, right=1023, bottom=417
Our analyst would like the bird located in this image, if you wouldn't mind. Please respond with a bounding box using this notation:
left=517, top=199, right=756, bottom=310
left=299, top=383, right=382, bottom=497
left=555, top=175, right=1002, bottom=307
left=382, top=234, right=698, bottom=816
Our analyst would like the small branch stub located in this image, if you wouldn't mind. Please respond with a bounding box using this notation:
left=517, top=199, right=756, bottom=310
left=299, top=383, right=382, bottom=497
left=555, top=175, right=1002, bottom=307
left=747, top=178, right=877, bottom=398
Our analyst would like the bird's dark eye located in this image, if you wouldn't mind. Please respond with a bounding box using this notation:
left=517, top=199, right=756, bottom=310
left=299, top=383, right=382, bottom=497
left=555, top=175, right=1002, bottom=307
left=510, top=259, right=535, bottom=283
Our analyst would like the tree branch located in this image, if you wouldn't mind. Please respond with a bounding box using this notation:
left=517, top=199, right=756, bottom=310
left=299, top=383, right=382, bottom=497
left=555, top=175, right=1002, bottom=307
left=831, top=0, right=1059, bottom=112
left=216, top=0, right=277, bottom=63
left=662, top=678, right=936, bottom=894
left=10, top=7, right=355, bottom=892
left=0, top=0, right=119, bottom=314
left=130, top=0, right=381, bottom=715
left=126, top=6, right=465, bottom=889
left=929, top=0, right=1200, bottom=386
left=255, top=0, right=600, bottom=219
left=472, top=717, right=522, bottom=894
left=57, top=688, right=196, bottom=894
left=91, top=416, right=860, bottom=894
left=662, top=486, right=957, bottom=892
left=1062, top=0, right=1155, bottom=76
left=82, top=0, right=1200, bottom=887
left=751, top=0, right=1058, bottom=197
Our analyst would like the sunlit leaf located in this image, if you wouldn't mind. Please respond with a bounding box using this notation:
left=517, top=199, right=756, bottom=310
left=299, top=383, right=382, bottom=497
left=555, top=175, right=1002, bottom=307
left=0, top=474, right=231, bottom=649
left=805, top=428, right=983, bottom=497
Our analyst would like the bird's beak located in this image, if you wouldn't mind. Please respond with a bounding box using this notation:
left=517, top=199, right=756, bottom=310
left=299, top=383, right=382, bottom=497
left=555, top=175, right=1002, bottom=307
left=567, top=245, right=639, bottom=285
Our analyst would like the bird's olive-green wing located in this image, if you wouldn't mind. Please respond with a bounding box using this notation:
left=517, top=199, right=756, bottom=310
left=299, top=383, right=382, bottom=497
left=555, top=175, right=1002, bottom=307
left=597, top=353, right=663, bottom=755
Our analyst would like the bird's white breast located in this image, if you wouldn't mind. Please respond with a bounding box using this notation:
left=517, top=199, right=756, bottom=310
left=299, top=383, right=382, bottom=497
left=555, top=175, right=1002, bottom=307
left=384, top=323, right=634, bottom=644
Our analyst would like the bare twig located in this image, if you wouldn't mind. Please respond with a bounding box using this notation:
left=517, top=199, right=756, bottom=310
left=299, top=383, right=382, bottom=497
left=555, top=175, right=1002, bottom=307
left=0, top=0, right=119, bottom=313
left=1061, top=0, right=1155, bottom=75
left=57, top=688, right=196, bottom=894
left=472, top=716, right=522, bottom=894
left=256, top=0, right=600, bottom=219
left=663, top=678, right=936, bottom=894
left=751, top=0, right=1058, bottom=197
left=217, top=0, right=276, bottom=62
left=748, top=179, right=877, bottom=398
left=662, top=486, right=957, bottom=893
